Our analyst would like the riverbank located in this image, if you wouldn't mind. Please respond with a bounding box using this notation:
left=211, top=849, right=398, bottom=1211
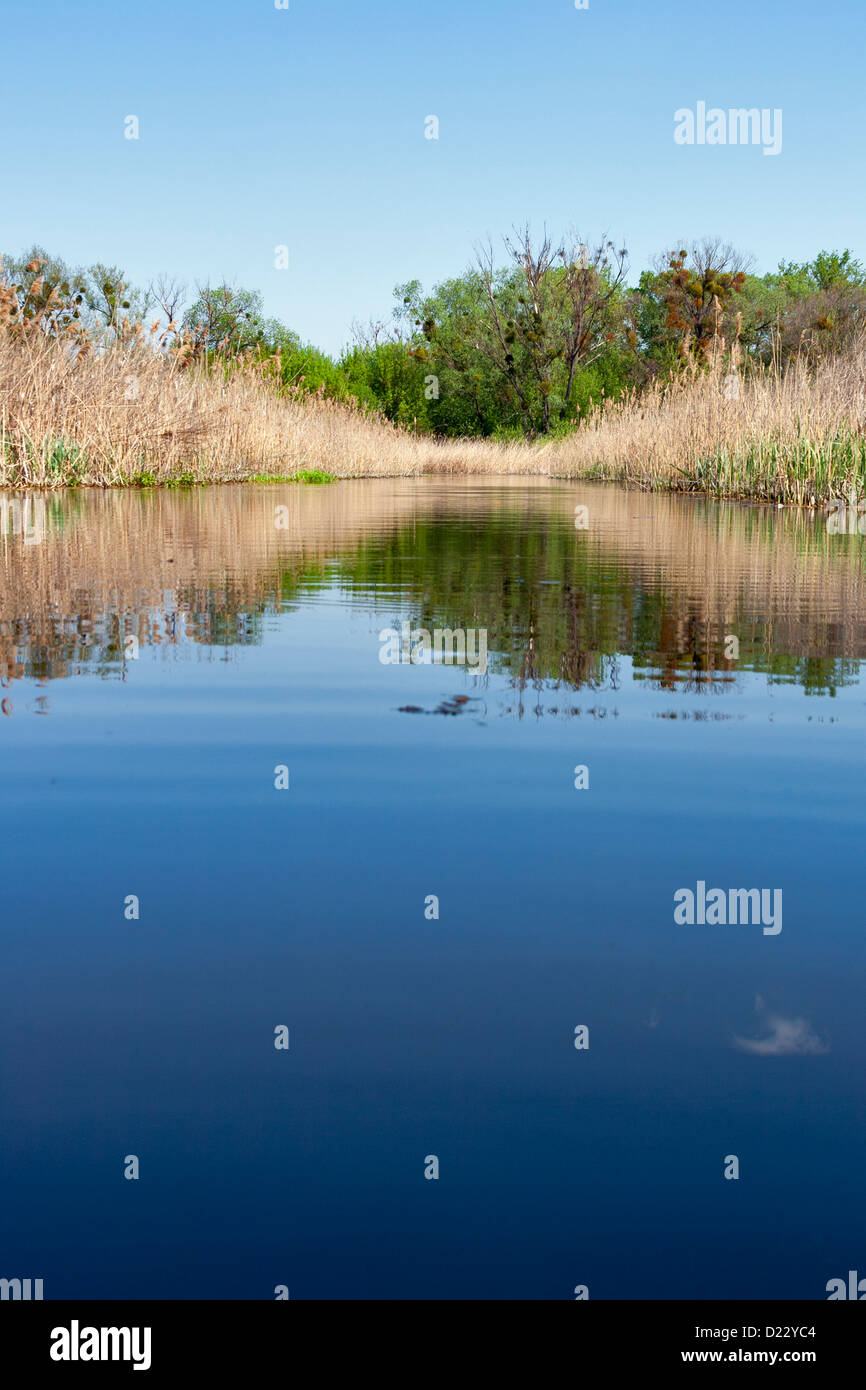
left=2, top=332, right=864, bottom=504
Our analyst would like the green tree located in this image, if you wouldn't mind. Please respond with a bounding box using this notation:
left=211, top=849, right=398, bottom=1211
left=2, top=245, right=150, bottom=342
left=735, top=249, right=866, bottom=365
left=1, top=245, right=87, bottom=337
left=182, top=283, right=272, bottom=355
left=651, top=240, right=751, bottom=364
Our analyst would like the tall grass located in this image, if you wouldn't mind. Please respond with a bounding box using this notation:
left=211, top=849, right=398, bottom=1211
left=0, top=332, right=543, bottom=486
left=1, top=325, right=864, bottom=503
left=551, top=339, right=866, bottom=504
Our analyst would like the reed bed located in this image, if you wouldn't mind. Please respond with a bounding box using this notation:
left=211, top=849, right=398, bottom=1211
left=552, top=340, right=866, bottom=503
left=0, top=333, right=543, bottom=486
left=1, top=329, right=865, bottom=503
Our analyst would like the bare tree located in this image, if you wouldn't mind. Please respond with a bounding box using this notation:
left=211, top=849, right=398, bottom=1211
left=474, top=232, right=550, bottom=433
left=472, top=224, right=630, bottom=434
left=557, top=233, right=628, bottom=417
left=500, top=225, right=563, bottom=434
left=349, top=315, right=393, bottom=350
left=150, top=274, right=187, bottom=340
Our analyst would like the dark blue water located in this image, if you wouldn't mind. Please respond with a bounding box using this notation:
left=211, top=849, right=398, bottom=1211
left=1, top=478, right=864, bottom=1299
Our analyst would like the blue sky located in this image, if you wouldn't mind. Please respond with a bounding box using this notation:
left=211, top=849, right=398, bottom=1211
left=2, top=0, right=863, bottom=354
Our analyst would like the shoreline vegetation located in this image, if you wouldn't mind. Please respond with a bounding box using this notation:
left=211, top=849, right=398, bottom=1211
left=1, top=237, right=865, bottom=504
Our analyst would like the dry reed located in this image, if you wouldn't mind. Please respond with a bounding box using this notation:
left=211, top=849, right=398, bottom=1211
left=1, top=328, right=864, bottom=503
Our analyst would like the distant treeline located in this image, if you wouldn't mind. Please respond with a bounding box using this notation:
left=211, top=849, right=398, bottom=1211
left=3, top=233, right=865, bottom=440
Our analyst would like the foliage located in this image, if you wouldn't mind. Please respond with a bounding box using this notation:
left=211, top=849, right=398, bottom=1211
left=2, top=233, right=865, bottom=464
left=2, top=244, right=150, bottom=343
left=247, top=470, right=336, bottom=483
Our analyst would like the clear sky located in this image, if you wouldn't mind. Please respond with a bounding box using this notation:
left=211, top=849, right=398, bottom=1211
left=2, top=0, right=863, bottom=354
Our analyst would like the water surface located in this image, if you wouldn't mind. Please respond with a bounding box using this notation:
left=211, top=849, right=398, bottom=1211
left=1, top=477, right=864, bottom=1299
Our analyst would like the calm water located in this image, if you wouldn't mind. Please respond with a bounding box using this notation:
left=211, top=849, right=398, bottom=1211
left=1, top=477, right=865, bottom=1300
